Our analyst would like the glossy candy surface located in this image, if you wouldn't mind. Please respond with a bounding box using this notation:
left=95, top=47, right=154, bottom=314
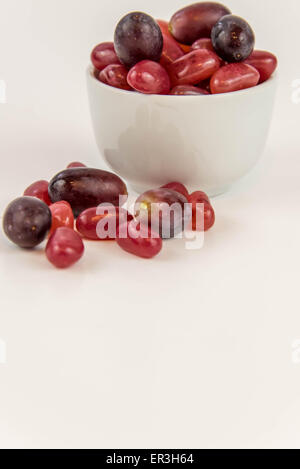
left=161, top=182, right=189, bottom=199
left=211, top=15, right=255, bottom=62
left=76, top=206, right=133, bottom=240
left=170, top=85, right=209, bottom=95
left=190, top=200, right=215, bottom=231
left=67, top=162, right=87, bottom=169
left=169, top=2, right=231, bottom=45
left=210, top=63, right=260, bottom=94
left=48, top=168, right=128, bottom=217
left=24, top=180, right=51, bottom=206
left=188, top=191, right=210, bottom=205
left=46, top=227, right=84, bottom=269
left=245, top=50, right=277, bottom=83
left=168, top=49, right=220, bottom=86
left=160, top=32, right=184, bottom=69
left=127, top=60, right=171, bottom=95
left=99, top=64, right=132, bottom=90
left=135, top=188, right=190, bottom=239
left=3, top=197, right=52, bottom=248
left=91, top=42, right=120, bottom=71
left=114, top=12, right=163, bottom=68
left=191, top=38, right=214, bottom=52
left=117, top=222, right=162, bottom=259
left=49, top=201, right=74, bottom=235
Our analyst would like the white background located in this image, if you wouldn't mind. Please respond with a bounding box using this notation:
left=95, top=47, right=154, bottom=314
left=0, top=0, right=300, bottom=449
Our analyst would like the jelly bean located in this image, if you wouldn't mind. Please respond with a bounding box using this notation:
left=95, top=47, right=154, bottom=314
left=210, top=63, right=260, bottom=94
left=157, top=19, right=191, bottom=54
left=191, top=38, right=214, bottom=52
left=244, top=50, right=278, bottom=84
left=188, top=192, right=215, bottom=231
left=127, top=60, right=171, bottom=95
left=168, top=49, right=220, bottom=86
left=3, top=197, right=52, bottom=248
left=76, top=206, right=133, bottom=241
left=24, top=180, right=51, bottom=206
left=49, top=201, right=74, bottom=235
left=67, top=162, right=86, bottom=169
left=211, top=15, right=255, bottom=63
left=99, top=64, right=132, bottom=91
left=169, top=2, right=231, bottom=45
left=160, top=33, right=184, bottom=69
left=161, top=182, right=189, bottom=199
left=188, top=191, right=210, bottom=205
left=48, top=168, right=128, bottom=217
left=117, top=221, right=162, bottom=259
left=170, top=85, right=209, bottom=95
left=135, top=188, right=190, bottom=239
left=114, top=12, right=163, bottom=68
left=91, top=42, right=120, bottom=71
left=46, top=227, right=84, bottom=269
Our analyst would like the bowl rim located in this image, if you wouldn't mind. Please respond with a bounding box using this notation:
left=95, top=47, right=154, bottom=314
left=87, top=65, right=278, bottom=99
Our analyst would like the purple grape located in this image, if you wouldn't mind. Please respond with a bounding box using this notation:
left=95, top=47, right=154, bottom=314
left=3, top=197, right=52, bottom=248
left=211, top=15, right=255, bottom=62
left=114, top=12, right=163, bottom=68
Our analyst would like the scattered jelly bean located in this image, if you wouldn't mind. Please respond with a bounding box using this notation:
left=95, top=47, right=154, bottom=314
left=46, top=227, right=84, bottom=269
left=117, top=221, right=162, bottom=259
left=76, top=206, right=133, bottom=240
left=49, top=201, right=74, bottom=235
left=24, top=180, right=51, bottom=206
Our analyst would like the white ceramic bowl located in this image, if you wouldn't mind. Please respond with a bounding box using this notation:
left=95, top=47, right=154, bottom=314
left=87, top=67, right=277, bottom=195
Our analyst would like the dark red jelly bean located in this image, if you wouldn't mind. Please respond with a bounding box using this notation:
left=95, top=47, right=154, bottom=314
left=168, top=49, right=220, bottom=86
left=127, top=60, right=171, bottom=95
left=91, top=42, right=120, bottom=71
left=169, top=2, right=231, bottom=45
left=117, top=222, right=162, bottom=259
left=46, top=227, right=84, bottom=269
left=76, top=206, right=133, bottom=241
left=135, top=188, right=190, bottom=239
left=188, top=191, right=210, bottom=205
left=157, top=19, right=192, bottom=54
left=160, top=32, right=184, bottom=69
left=170, top=85, right=209, bottom=95
left=244, top=50, right=278, bottom=84
left=191, top=38, right=214, bottom=52
left=99, top=64, right=132, bottom=91
left=49, top=201, right=74, bottom=235
left=67, top=162, right=86, bottom=169
left=161, top=182, right=189, bottom=199
left=24, top=180, right=51, bottom=206
left=210, top=63, right=260, bottom=94
left=3, top=197, right=52, bottom=248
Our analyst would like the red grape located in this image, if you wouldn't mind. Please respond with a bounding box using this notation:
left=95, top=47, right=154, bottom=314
left=99, top=64, right=132, bottom=90
left=210, top=63, right=260, bottom=94
left=127, top=60, right=171, bottom=95
left=91, top=42, right=120, bottom=71
left=46, top=227, right=84, bottom=269
left=244, top=50, right=277, bottom=84
left=24, top=180, right=51, bottom=206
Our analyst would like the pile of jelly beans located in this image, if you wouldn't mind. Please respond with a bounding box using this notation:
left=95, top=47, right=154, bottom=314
left=2, top=163, right=215, bottom=268
left=91, top=2, right=277, bottom=95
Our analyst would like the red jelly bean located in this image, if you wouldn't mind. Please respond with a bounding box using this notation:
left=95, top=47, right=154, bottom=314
left=210, top=63, right=260, bottom=94
left=160, top=33, right=184, bottom=69
left=67, top=162, right=86, bottom=168
left=49, top=201, right=74, bottom=235
left=76, top=206, right=133, bottom=241
left=117, top=222, right=162, bottom=259
left=161, top=182, right=189, bottom=199
left=24, top=180, right=51, bottom=206
left=46, top=227, right=84, bottom=269
left=244, top=50, right=278, bottom=84
left=168, top=49, right=220, bottom=86
left=91, top=42, right=120, bottom=71
left=188, top=197, right=215, bottom=232
left=127, top=60, right=171, bottom=95
left=99, top=64, right=132, bottom=91
left=156, top=20, right=192, bottom=54
left=189, top=191, right=210, bottom=205
left=170, top=85, right=209, bottom=95
left=191, top=38, right=214, bottom=52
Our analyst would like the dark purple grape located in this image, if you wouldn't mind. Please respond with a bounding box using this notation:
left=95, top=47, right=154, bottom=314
left=211, top=15, right=255, bottom=62
left=169, top=2, right=231, bottom=45
left=114, top=12, right=163, bottom=68
left=3, top=197, right=52, bottom=248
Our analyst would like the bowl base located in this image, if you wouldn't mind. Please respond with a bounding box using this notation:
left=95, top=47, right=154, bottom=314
left=129, top=183, right=231, bottom=198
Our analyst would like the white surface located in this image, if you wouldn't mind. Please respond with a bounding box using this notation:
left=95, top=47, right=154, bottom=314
left=0, top=0, right=300, bottom=450
left=87, top=68, right=277, bottom=196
